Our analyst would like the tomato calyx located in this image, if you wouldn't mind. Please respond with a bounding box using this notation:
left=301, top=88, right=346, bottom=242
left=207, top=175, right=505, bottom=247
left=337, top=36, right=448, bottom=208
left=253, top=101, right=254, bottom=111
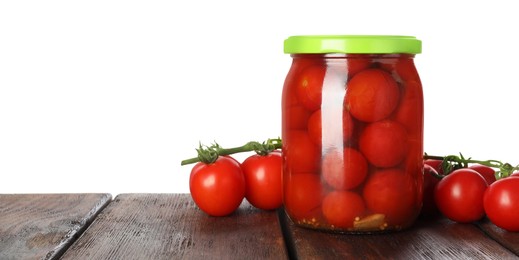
left=195, top=142, right=220, bottom=164
left=181, top=138, right=283, bottom=165
left=424, top=165, right=443, bottom=180
left=424, top=153, right=519, bottom=180
left=247, top=138, right=282, bottom=156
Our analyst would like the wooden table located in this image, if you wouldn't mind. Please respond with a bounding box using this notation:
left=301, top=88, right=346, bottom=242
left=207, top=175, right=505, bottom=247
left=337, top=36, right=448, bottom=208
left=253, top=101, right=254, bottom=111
left=1, top=194, right=518, bottom=259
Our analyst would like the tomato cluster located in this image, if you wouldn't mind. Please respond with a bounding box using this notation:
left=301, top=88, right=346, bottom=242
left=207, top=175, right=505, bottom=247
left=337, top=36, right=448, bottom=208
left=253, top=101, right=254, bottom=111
left=189, top=152, right=283, bottom=216
left=424, top=160, right=519, bottom=232
left=282, top=54, right=423, bottom=232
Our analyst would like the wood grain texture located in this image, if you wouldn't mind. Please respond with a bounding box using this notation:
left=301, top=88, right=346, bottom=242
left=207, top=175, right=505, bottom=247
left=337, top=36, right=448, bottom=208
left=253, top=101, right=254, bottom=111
left=0, top=193, right=111, bottom=260
left=476, top=218, right=519, bottom=256
left=61, top=193, right=288, bottom=260
left=281, top=213, right=518, bottom=259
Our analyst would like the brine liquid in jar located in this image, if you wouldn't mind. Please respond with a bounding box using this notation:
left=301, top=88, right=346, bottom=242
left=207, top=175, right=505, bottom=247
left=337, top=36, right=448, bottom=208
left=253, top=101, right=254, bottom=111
left=282, top=36, right=423, bottom=233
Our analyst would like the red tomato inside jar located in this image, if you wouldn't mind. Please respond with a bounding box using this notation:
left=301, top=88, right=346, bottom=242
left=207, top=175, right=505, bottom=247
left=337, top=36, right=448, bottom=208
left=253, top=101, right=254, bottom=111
left=282, top=35, right=423, bottom=233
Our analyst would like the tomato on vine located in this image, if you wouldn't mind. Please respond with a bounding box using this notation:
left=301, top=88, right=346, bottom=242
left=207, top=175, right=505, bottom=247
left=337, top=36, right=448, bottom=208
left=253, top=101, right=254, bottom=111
left=424, top=159, right=446, bottom=175
left=469, top=164, right=496, bottom=185
left=434, top=168, right=487, bottom=223
left=484, top=177, right=519, bottom=232
left=241, top=150, right=283, bottom=210
left=182, top=138, right=283, bottom=215
left=189, top=156, right=246, bottom=217
left=421, top=164, right=440, bottom=217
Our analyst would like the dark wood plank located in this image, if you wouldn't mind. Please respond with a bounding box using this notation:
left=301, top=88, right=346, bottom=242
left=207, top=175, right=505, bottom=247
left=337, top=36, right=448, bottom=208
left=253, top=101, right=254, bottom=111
left=281, top=213, right=517, bottom=259
left=0, top=193, right=111, bottom=260
left=476, top=218, right=519, bottom=256
left=61, top=194, right=288, bottom=260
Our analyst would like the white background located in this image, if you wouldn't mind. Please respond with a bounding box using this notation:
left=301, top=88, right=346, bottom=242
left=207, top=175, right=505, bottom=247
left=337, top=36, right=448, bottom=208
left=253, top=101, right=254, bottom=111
left=1, top=1, right=518, bottom=195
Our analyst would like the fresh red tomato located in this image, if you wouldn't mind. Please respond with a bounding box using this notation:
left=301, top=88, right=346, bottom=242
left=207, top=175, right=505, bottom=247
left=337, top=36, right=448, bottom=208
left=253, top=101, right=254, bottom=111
left=359, top=120, right=408, bottom=168
left=283, top=130, right=319, bottom=174
left=345, top=69, right=400, bottom=122
left=424, top=159, right=458, bottom=175
left=424, top=159, right=444, bottom=174
left=189, top=156, right=246, bottom=217
left=511, top=172, right=519, bottom=178
left=284, top=173, right=324, bottom=221
left=434, top=168, right=488, bottom=223
left=322, top=191, right=366, bottom=228
left=421, top=164, right=441, bottom=217
left=363, top=168, right=417, bottom=225
left=484, top=177, right=519, bottom=231
left=241, top=151, right=283, bottom=210
left=222, top=155, right=241, bottom=167
left=322, top=147, right=368, bottom=190
left=469, top=164, right=496, bottom=185
left=307, top=109, right=354, bottom=145
left=393, top=80, right=423, bottom=136
left=296, top=65, right=326, bottom=111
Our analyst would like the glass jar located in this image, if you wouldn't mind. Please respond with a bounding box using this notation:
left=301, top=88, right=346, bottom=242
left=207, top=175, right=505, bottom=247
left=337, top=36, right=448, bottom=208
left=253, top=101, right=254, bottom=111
left=282, top=35, right=423, bottom=233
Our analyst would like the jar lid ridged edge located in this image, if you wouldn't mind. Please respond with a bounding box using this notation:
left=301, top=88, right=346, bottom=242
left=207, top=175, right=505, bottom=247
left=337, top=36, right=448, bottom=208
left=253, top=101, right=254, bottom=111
left=284, top=35, right=422, bottom=54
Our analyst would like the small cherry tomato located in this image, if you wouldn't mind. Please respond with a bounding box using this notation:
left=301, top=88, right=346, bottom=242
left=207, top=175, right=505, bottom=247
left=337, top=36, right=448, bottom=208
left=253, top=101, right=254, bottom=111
left=241, top=151, right=283, bottom=210
left=468, top=164, right=496, bottom=185
left=484, top=177, right=519, bottom=231
left=322, top=147, right=368, bottom=190
left=307, top=109, right=354, bottom=145
left=434, top=168, right=487, bottom=223
left=424, top=159, right=458, bottom=175
left=222, top=155, right=241, bottom=167
left=284, top=173, right=324, bottom=221
left=380, top=56, right=420, bottom=83
left=346, top=57, right=372, bottom=78
left=424, top=159, right=444, bottom=174
left=296, top=65, right=326, bottom=111
left=284, top=105, right=311, bottom=130
left=283, top=131, right=319, bottom=174
left=393, top=80, right=423, bottom=136
left=363, top=168, right=417, bottom=225
left=421, top=164, right=441, bottom=217
left=394, top=57, right=420, bottom=82
left=345, top=69, right=400, bottom=122
left=359, top=120, right=408, bottom=168
left=322, top=191, right=366, bottom=228
left=189, top=156, right=246, bottom=217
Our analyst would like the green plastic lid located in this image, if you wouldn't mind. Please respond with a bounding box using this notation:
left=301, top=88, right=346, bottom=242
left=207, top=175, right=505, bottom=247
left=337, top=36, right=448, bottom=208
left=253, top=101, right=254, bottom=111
left=284, top=35, right=421, bottom=54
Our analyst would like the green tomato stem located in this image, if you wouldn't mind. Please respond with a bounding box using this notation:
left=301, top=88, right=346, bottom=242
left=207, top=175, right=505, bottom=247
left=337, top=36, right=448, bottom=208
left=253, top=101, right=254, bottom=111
left=423, top=153, right=518, bottom=179
left=181, top=138, right=282, bottom=166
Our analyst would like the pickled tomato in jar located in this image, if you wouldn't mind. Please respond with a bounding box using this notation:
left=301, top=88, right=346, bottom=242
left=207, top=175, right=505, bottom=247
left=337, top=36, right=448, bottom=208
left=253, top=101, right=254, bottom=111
left=282, top=36, right=423, bottom=233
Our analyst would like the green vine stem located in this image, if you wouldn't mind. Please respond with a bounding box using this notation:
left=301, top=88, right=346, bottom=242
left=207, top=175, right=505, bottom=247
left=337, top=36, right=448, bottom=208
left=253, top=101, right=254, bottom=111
left=181, top=138, right=282, bottom=166
left=424, top=153, right=519, bottom=179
